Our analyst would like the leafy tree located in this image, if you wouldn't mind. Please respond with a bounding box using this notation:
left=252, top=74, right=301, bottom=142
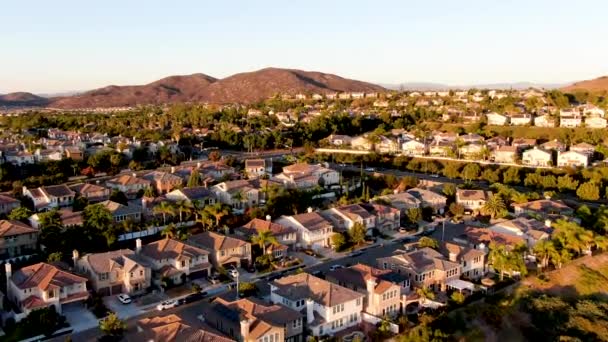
left=461, top=163, right=481, bottom=181
left=481, top=194, right=506, bottom=219
left=533, top=240, right=558, bottom=270
left=174, top=199, right=193, bottom=222
left=161, top=223, right=177, bottom=239
left=83, top=203, right=116, bottom=247
left=449, top=203, right=465, bottom=218
left=443, top=163, right=461, bottom=179
left=38, top=209, right=62, bottom=228
left=557, top=175, right=579, bottom=192
left=349, top=222, right=367, bottom=245
left=109, top=189, right=129, bottom=205
left=442, top=183, right=457, bottom=198
left=481, top=168, right=500, bottom=183
left=416, top=287, right=435, bottom=304
left=208, top=150, right=221, bottom=162
left=238, top=281, right=258, bottom=297
left=187, top=169, right=202, bottom=187
left=251, top=230, right=279, bottom=255
left=99, top=312, right=126, bottom=339
left=450, top=291, right=466, bottom=305
left=418, top=236, right=439, bottom=249
left=8, top=206, right=32, bottom=222
left=191, top=283, right=202, bottom=293
left=502, top=167, right=521, bottom=185
left=204, top=203, right=231, bottom=228
left=406, top=207, right=422, bottom=224
left=331, top=232, right=347, bottom=251
left=576, top=181, right=600, bottom=201
left=47, top=252, right=63, bottom=263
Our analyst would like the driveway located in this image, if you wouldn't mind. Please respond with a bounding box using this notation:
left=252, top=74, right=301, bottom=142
left=292, top=251, right=321, bottom=267
left=62, top=302, right=98, bottom=333
left=104, top=295, right=145, bottom=319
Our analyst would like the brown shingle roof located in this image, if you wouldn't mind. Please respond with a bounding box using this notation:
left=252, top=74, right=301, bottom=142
left=272, top=273, right=363, bottom=307
left=0, top=194, right=19, bottom=205
left=141, top=238, right=209, bottom=261
left=238, top=218, right=294, bottom=236
left=188, top=232, right=249, bottom=251
left=130, top=314, right=233, bottom=342
left=0, top=220, right=37, bottom=237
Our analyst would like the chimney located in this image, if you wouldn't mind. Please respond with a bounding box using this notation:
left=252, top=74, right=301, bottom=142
left=22, top=186, right=27, bottom=195
left=240, top=318, right=251, bottom=340
left=545, top=219, right=552, bottom=228
left=196, top=162, right=201, bottom=168
left=307, top=207, right=313, bottom=213
left=136, top=238, right=142, bottom=254
left=72, top=250, right=79, bottom=268
left=265, top=215, right=272, bottom=222
left=366, top=277, right=376, bottom=306
left=306, top=299, right=315, bottom=324
left=132, top=173, right=137, bottom=178
left=171, top=166, right=175, bottom=174
left=448, top=252, right=457, bottom=262
left=5, top=263, right=12, bottom=299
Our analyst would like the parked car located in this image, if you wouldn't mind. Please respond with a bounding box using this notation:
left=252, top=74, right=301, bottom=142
left=329, top=265, right=344, bottom=272
left=364, top=167, right=376, bottom=172
left=117, top=294, right=132, bottom=304
left=208, top=274, right=220, bottom=284
left=311, top=270, right=324, bottom=278
left=156, top=299, right=179, bottom=311
left=178, top=292, right=207, bottom=305
left=349, top=250, right=363, bottom=257
left=228, top=268, right=239, bottom=279
left=399, top=227, right=407, bottom=233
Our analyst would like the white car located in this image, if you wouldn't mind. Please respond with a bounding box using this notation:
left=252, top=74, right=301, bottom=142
left=156, top=299, right=178, bottom=311
left=329, top=265, right=344, bottom=272
left=117, top=294, right=132, bottom=304
left=228, top=268, right=239, bottom=279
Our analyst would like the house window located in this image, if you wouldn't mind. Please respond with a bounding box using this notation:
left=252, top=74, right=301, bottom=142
left=140, top=270, right=144, bottom=276
left=48, top=290, right=55, bottom=298
left=356, top=298, right=361, bottom=306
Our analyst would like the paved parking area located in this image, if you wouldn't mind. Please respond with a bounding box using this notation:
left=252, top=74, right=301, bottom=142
left=62, top=303, right=98, bottom=333
left=104, top=296, right=145, bottom=319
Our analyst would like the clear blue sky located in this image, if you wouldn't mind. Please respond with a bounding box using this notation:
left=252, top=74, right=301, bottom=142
left=2, top=0, right=608, bottom=93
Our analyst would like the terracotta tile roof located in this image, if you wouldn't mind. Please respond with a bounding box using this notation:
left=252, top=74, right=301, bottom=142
left=336, top=204, right=373, bottom=220
left=58, top=209, right=84, bottom=226
left=68, top=183, right=108, bottom=195
left=238, top=218, right=295, bottom=236
left=512, top=199, right=571, bottom=213
left=142, top=171, right=183, bottom=184
left=177, top=187, right=215, bottom=201
left=141, top=238, right=209, bottom=261
left=214, top=296, right=302, bottom=328
left=462, top=227, right=526, bottom=247
left=245, top=159, right=266, bottom=168
left=81, top=249, right=147, bottom=274
left=12, top=262, right=87, bottom=291
left=440, top=242, right=486, bottom=261
left=130, top=314, right=233, bottom=342
left=188, top=232, right=249, bottom=251
left=107, top=175, right=151, bottom=186
left=21, top=295, right=47, bottom=310
left=0, top=220, right=38, bottom=237
left=327, top=263, right=399, bottom=295
left=0, top=194, right=19, bottom=205
left=272, top=273, right=363, bottom=307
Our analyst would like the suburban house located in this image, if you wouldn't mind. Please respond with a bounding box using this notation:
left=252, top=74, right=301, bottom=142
left=106, top=174, right=151, bottom=199
left=23, top=185, right=75, bottom=212
left=489, top=218, right=550, bottom=247
left=534, top=114, right=556, bottom=127
left=4, top=151, right=35, bottom=165
left=140, top=238, right=212, bottom=284
left=350, top=136, right=373, bottom=150
left=326, top=264, right=403, bottom=318
left=560, top=115, right=582, bottom=128
left=375, top=136, right=400, bottom=154
left=29, top=208, right=83, bottom=229
left=69, top=183, right=111, bottom=203
left=99, top=200, right=143, bottom=223
left=237, top=218, right=297, bottom=255
left=570, top=142, right=596, bottom=156
left=492, top=145, right=518, bottom=163
left=127, top=314, right=233, bottom=342
left=211, top=179, right=263, bottom=211
left=455, top=227, right=526, bottom=251
left=406, top=188, right=447, bottom=214
left=274, top=163, right=339, bottom=188
left=245, top=159, right=272, bottom=178
left=0, top=220, right=39, bottom=259
left=163, top=186, right=216, bottom=206
left=142, top=171, right=184, bottom=194
left=541, top=140, right=567, bottom=152
left=585, top=116, right=607, bottom=129
left=522, top=147, right=553, bottom=167
left=557, top=151, right=589, bottom=168
left=322, top=204, right=376, bottom=232
left=275, top=211, right=334, bottom=250
left=270, top=273, right=364, bottom=336
left=202, top=297, right=303, bottom=342
left=429, top=141, right=454, bottom=157
left=74, top=247, right=151, bottom=296
left=511, top=138, right=537, bottom=150
left=512, top=199, right=573, bottom=219
left=439, top=242, right=486, bottom=280
left=327, top=134, right=353, bottom=147
left=64, top=146, right=84, bottom=161
left=6, top=262, right=88, bottom=315
left=485, top=112, right=509, bottom=126
left=401, top=140, right=427, bottom=156
left=455, top=189, right=492, bottom=212
left=188, top=231, right=252, bottom=269
left=360, top=203, right=401, bottom=231
left=509, top=113, right=533, bottom=126
left=376, top=191, right=421, bottom=214
left=377, top=247, right=461, bottom=292
left=0, top=194, right=20, bottom=215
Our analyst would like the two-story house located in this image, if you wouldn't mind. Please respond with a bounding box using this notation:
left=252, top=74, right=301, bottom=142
left=275, top=211, right=334, bottom=250
left=377, top=248, right=460, bottom=292
left=74, top=246, right=151, bottom=296
left=23, top=185, right=75, bottom=212
left=557, top=150, right=589, bottom=168
left=485, top=112, right=509, bottom=126
left=69, top=183, right=111, bottom=203
left=401, top=140, right=427, bottom=156
left=142, top=171, right=184, bottom=194
left=127, top=314, right=233, bottom=342
left=0, top=220, right=39, bottom=259
left=439, top=242, right=486, bottom=280
left=512, top=199, right=573, bottom=219
left=522, top=147, right=553, bottom=167
left=245, top=159, right=273, bottom=178
left=406, top=188, right=447, bottom=214
left=360, top=203, right=400, bottom=231
left=455, top=189, right=492, bottom=212
left=492, top=145, right=518, bottom=163
left=237, top=217, right=297, bottom=255
left=274, top=163, right=339, bottom=189
left=211, top=180, right=262, bottom=212
left=99, top=200, right=142, bottom=223
left=326, top=264, right=403, bottom=318
left=376, top=191, right=421, bottom=214
left=322, top=204, right=376, bottom=233
left=0, top=194, right=20, bottom=215
left=163, top=186, right=217, bottom=206
left=203, top=297, right=304, bottom=342
left=6, top=262, right=88, bottom=315
left=270, top=273, right=364, bottom=336
left=140, top=238, right=211, bottom=284
left=188, top=231, right=252, bottom=269
left=106, top=174, right=151, bottom=199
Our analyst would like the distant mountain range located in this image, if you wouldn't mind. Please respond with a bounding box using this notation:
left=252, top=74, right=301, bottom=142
left=381, top=82, right=567, bottom=90
left=2, top=69, right=607, bottom=109
left=0, top=67, right=384, bottom=109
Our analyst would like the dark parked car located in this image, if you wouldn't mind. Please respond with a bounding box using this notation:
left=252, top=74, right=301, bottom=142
left=178, top=292, right=207, bottom=305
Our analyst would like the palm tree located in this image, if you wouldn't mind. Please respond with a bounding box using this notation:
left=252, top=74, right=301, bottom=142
left=251, top=230, right=279, bottom=255
left=196, top=211, right=214, bottom=231
left=481, top=195, right=506, bottom=219
left=488, top=243, right=510, bottom=281
left=594, top=235, right=608, bottom=252
left=416, top=287, right=435, bottom=305
left=533, top=240, right=557, bottom=270
left=192, top=200, right=203, bottom=221
left=161, top=223, right=176, bottom=239
left=154, top=201, right=175, bottom=225
left=175, top=200, right=193, bottom=223
left=204, top=203, right=230, bottom=228
left=232, top=191, right=245, bottom=210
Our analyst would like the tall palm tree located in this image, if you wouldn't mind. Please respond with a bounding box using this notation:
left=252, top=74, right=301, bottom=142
left=196, top=211, right=214, bottom=231
left=154, top=201, right=175, bottom=225
left=481, top=195, right=506, bottom=219
left=533, top=240, right=557, bottom=270
left=594, top=235, right=608, bottom=252
left=161, top=223, right=176, bottom=239
left=251, top=230, right=279, bottom=255
left=175, top=200, right=193, bottom=223
left=488, top=243, right=510, bottom=281
left=204, top=203, right=230, bottom=228
left=192, top=200, right=203, bottom=221
left=416, top=287, right=435, bottom=305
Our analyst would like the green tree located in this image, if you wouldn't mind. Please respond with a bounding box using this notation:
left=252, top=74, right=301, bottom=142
left=83, top=203, right=117, bottom=246
left=557, top=175, right=579, bottom=191
left=481, top=194, right=507, bottom=219
left=533, top=240, right=558, bottom=270
left=331, top=233, right=347, bottom=251
left=416, top=287, right=435, bottom=304
left=109, top=189, right=128, bottom=205
left=406, top=207, right=422, bottom=224
left=502, top=167, right=521, bottom=185
left=251, top=230, right=279, bottom=255
left=153, top=201, right=175, bottom=225
left=443, top=163, right=461, bottom=179
left=461, top=163, right=481, bottom=181
left=349, top=222, right=367, bottom=245
left=8, top=206, right=32, bottom=222
left=576, top=181, right=600, bottom=201
left=442, top=183, right=457, bottom=198
left=481, top=168, right=500, bottom=183
left=418, top=236, right=439, bottom=249
left=204, top=203, right=231, bottom=228
left=99, top=312, right=126, bottom=339
left=449, top=202, right=465, bottom=218
left=450, top=291, right=466, bottom=305
left=161, top=223, right=177, bottom=239
left=174, top=199, right=193, bottom=222
left=187, top=169, right=202, bottom=187
left=47, top=251, right=63, bottom=263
